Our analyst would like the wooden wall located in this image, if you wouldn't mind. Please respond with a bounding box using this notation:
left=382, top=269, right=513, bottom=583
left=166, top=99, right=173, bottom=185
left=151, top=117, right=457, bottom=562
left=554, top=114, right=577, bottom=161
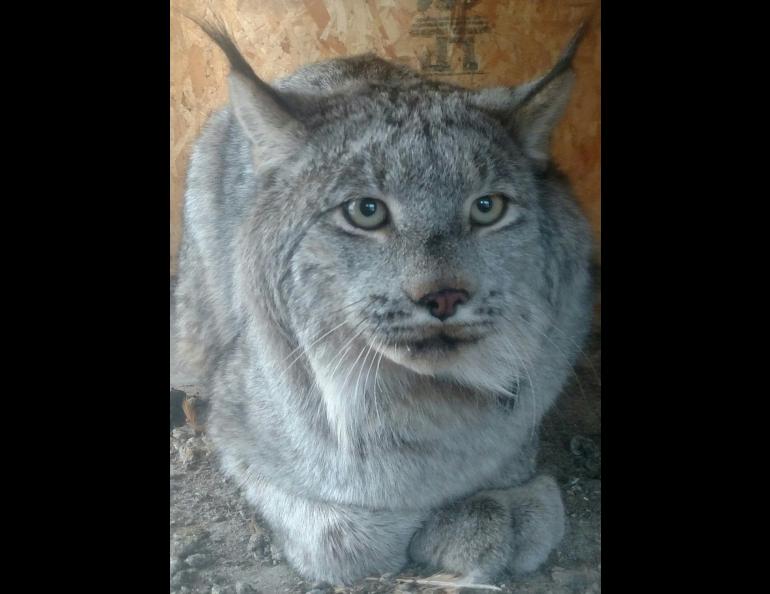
left=170, top=0, right=601, bottom=274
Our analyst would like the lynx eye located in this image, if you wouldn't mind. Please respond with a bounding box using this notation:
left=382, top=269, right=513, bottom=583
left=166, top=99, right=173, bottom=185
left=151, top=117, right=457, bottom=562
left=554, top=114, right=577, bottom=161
left=470, top=194, right=507, bottom=226
left=343, top=198, right=389, bottom=230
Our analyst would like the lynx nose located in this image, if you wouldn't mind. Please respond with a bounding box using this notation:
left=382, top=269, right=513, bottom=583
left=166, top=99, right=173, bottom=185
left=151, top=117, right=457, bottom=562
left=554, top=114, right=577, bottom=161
left=417, top=289, right=469, bottom=321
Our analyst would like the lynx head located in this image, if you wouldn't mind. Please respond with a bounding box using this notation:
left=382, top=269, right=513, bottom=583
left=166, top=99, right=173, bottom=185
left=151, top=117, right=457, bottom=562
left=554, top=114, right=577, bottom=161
left=194, top=20, right=591, bottom=408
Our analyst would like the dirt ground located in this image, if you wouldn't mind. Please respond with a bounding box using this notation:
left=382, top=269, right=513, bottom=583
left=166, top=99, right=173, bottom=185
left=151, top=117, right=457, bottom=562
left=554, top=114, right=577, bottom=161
left=170, top=291, right=601, bottom=594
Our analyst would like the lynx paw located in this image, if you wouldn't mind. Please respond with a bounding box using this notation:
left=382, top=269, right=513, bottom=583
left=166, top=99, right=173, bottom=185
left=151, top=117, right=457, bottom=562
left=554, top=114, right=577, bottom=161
left=409, top=475, right=565, bottom=581
left=409, top=494, right=514, bottom=583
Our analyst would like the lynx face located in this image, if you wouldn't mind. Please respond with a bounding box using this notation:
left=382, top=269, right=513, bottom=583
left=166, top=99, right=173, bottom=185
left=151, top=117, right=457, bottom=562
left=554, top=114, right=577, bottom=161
left=283, top=92, right=551, bottom=396
left=178, top=23, right=590, bottom=414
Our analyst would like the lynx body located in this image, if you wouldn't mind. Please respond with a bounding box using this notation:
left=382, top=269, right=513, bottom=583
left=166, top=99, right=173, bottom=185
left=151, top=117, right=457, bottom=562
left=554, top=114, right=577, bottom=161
left=172, top=24, right=593, bottom=585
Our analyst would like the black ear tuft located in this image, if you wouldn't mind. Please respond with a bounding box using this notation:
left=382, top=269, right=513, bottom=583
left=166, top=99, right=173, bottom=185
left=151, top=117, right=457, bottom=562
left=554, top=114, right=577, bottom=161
left=179, top=12, right=304, bottom=170
left=471, top=23, right=591, bottom=168
left=516, top=21, right=588, bottom=108
left=181, top=13, right=293, bottom=116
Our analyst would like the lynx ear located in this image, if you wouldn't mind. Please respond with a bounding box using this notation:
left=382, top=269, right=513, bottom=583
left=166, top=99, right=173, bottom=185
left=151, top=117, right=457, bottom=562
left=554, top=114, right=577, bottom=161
left=473, top=25, right=587, bottom=168
left=186, top=17, right=304, bottom=169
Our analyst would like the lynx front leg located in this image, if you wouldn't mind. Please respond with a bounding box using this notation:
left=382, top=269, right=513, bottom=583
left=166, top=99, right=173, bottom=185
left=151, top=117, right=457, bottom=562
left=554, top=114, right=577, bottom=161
left=245, top=480, right=423, bottom=585
left=408, top=474, right=565, bottom=583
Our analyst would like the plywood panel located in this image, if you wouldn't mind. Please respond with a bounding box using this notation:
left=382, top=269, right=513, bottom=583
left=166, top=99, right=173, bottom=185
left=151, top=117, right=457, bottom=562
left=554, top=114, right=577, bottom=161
left=170, top=0, right=601, bottom=274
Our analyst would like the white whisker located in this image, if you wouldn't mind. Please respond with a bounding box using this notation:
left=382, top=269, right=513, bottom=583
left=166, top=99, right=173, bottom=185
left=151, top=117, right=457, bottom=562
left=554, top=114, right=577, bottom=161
left=508, top=288, right=600, bottom=387
left=326, top=322, right=371, bottom=387
left=499, top=331, right=538, bottom=440
left=275, top=310, right=364, bottom=384
left=505, top=312, right=589, bottom=403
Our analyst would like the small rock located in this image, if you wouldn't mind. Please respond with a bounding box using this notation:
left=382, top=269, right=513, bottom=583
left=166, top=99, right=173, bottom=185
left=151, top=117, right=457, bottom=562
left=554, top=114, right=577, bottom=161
left=570, top=435, right=597, bottom=458
left=170, top=558, right=183, bottom=576
left=570, top=435, right=601, bottom=477
left=177, top=435, right=212, bottom=467
left=172, top=527, right=209, bottom=559
left=211, top=586, right=235, bottom=594
left=235, top=583, right=256, bottom=594
left=170, top=569, right=197, bottom=588
left=269, top=543, right=284, bottom=562
left=305, top=582, right=332, bottom=594
left=247, top=531, right=266, bottom=553
left=171, top=426, right=194, bottom=442
left=185, top=553, right=213, bottom=568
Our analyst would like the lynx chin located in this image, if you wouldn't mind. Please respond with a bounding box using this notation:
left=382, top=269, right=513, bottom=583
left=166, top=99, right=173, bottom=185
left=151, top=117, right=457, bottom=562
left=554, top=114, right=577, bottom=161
left=171, top=20, right=593, bottom=587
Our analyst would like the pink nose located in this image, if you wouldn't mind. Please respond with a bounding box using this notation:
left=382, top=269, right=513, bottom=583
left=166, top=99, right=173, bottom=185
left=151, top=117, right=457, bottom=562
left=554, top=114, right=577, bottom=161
left=418, top=289, right=469, bottom=321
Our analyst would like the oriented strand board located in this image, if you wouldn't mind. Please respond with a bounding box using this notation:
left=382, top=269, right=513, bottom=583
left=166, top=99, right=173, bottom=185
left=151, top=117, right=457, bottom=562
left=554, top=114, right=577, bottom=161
left=170, top=0, right=601, bottom=274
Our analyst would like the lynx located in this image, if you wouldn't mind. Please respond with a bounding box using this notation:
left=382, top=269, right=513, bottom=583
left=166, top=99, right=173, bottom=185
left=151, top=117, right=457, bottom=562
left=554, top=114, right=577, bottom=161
left=172, top=21, right=593, bottom=586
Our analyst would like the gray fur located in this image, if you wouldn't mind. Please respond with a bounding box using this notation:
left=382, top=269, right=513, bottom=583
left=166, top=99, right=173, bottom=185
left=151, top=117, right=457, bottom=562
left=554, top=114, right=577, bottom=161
left=172, top=25, right=593, bottom=586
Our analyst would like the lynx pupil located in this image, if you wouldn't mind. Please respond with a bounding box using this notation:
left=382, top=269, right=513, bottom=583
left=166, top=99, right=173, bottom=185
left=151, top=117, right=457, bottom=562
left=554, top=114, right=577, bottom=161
left=476, top=197, right=493, bottom=212
left=360, top=199, right=378, bottom=217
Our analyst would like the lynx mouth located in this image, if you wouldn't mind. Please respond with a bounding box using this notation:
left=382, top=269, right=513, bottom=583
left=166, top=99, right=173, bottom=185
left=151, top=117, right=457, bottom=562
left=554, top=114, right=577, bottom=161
left=375, top=322, right=492, bottom=362
left=400, top=333, right=482, bottom=354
